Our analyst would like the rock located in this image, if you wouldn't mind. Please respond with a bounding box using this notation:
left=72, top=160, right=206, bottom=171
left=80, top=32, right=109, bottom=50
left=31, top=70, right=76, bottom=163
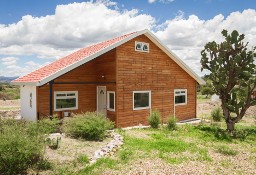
left=90, top=131, right=124, bottom=164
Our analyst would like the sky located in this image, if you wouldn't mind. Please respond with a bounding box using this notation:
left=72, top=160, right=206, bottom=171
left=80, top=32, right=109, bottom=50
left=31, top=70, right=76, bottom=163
left=0, top=0, right=255, bottom=77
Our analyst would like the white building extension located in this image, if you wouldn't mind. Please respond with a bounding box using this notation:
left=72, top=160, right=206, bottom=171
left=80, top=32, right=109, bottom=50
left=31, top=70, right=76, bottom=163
left=20, top=85, right=37, bottom=121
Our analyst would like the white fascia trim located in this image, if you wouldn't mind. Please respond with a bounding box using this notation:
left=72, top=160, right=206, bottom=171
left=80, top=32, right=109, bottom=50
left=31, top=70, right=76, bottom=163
left=144, top=31, right=206, bottom=85
left=10, top=81, right=37, bottom=86
left=37, top=30, right=148, bottom=86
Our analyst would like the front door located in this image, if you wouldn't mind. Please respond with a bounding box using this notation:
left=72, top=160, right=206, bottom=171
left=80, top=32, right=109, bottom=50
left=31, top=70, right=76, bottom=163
left=97, top=86, right=106, bottom=116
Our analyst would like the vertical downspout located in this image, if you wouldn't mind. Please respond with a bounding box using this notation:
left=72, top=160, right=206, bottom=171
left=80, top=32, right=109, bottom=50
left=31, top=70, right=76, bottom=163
left=49, top=81, right=53, bottom=116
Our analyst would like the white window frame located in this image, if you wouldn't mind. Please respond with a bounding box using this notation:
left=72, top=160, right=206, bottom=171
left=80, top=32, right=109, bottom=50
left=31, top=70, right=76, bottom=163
left=107, top=91, right=115, bottom=112
left=135, top=41, right=149, bottom=52
left=54, top=91, right=78, bottom=111
left=174, top=89, right=187, bottom=106
left=133, top=90, right=151, bottom=110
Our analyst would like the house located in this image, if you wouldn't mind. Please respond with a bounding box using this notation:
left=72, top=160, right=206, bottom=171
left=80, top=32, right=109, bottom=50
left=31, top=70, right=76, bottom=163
left=11, top=29, right=205, bottom=127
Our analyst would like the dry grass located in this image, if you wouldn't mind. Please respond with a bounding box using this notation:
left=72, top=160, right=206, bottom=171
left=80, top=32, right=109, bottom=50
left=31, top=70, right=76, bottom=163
left=95, top=125, right=256, bottom=175
left=44, top=134, right=111, bottom=165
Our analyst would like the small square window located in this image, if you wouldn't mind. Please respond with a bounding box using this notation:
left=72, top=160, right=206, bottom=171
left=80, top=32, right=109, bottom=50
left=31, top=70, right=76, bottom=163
left=136, top=43, right=142, bottom=51
left=107, top=91, right=115, bottom=111
left=143, top=44, right=149, bottom=51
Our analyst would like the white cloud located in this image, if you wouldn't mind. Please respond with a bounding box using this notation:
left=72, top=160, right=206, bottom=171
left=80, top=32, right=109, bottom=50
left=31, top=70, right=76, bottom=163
left=0, top=1, right=154, bottom=59
left=154, top=9, right=256, bottom=76
left=1, top=57, right=19, bottom=66
left=95, top=0, right=118, bottom=7
left=0, top=58, right=50, bottom=77
left=160, top=0, right=175, bottom=3
left=148, top=0, right=174, bottom=4
left=148, top=0, right=157, bottom=3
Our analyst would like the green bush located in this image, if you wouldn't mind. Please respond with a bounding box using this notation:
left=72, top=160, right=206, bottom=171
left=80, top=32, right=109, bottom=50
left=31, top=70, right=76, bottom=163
left=77, top=155, right=90, bottom=164
left=37, top=117, right=60, bottom=134
left=0, top=119, right=46, bottom=175
left=167, top=115, right=177, bottom=130
left=0, top=85, right=20, bottom=100
left=36, top=159, right=53, bottom=171
left=148, top=110, right=161, bottom=128
left=211, top=107, right=223, bottom=122
left=63, top=112, right=114, bottom=141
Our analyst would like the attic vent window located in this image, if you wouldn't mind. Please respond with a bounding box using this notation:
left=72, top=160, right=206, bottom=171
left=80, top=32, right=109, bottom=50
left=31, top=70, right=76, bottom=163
left=135, top=41, right=149, bottom=52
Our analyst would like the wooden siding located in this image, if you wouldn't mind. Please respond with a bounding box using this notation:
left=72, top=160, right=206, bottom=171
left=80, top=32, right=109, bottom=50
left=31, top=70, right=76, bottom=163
left=37, top=49, right=116, bottom=122
left=116, top=34, right=197, bottom=127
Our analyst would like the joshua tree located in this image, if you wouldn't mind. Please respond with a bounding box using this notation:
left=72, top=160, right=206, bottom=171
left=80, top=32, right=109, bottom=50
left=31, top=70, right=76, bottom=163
left=201, top=29, right=256, bottom=132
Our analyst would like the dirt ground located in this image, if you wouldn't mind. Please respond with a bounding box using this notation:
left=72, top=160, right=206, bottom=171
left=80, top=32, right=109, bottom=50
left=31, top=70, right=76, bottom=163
left=0, top=99, right=20, bottom=106
left=197, top=100, right=256, bottom=124
left=0, top=99, right=20, bottom=119
left=45, top=134, right=111, bottom=165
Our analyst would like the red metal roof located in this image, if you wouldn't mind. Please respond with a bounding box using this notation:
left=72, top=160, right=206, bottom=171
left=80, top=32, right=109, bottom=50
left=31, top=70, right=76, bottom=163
left=13, top=32, right=136, bottom=84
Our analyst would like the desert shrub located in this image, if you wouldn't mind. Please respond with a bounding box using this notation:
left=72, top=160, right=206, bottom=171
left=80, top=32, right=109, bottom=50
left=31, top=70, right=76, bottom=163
left=63, top=112, right=114, bottom=141
left=0, top=119, right=45, bottom=175
left=77, top=155, right=90, bottom=164
left=0, top=85, right=20, bottom=100
left=211, top=107, right=223, bottom=122
left=37, top=117, right=60, bottom=134
left=0, top=85, right=4, bottom=91
left=167, top=115, right=177, bottom=130
left=35, top=159, right=53, bottom=171
left=148, top=110, right=161, bottom=128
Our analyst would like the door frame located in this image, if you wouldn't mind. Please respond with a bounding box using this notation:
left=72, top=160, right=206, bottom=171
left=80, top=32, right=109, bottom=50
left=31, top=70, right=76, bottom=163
left=96, top=86, right=107, bottom=115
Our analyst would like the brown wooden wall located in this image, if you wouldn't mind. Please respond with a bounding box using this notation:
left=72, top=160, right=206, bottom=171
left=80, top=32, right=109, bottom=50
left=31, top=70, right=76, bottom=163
left=116, top=34, right=197, bottom=127
left=37, top=49, right=116, bottom=122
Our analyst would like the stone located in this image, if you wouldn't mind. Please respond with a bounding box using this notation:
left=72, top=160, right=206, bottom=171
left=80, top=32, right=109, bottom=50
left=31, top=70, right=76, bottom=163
left=89, top=131, right=124, bottom=164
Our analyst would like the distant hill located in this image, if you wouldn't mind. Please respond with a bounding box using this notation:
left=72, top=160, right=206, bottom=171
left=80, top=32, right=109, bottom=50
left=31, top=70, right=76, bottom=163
left=0, top=76, right=18, bottom=83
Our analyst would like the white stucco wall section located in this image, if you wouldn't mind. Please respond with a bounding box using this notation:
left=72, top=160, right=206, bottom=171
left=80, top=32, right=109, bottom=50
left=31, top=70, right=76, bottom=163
left=20, top=86, right=37, bottom=121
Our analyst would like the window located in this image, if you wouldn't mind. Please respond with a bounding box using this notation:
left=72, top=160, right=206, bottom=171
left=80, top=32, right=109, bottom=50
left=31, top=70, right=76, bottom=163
left=107, top=91, right=115, bottom=111
left=174, top=89, right=187, bottom=105
left=133, top=91, right=151, bottom=110
left=54, top=91, right=78, bottom=111
left=135, top=41, right=149, bottom=52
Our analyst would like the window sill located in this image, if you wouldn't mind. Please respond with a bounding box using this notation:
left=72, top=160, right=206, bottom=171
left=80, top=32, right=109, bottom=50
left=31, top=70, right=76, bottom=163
left=175, top=103, right=187, bottom=106
left=133, top=107, right=150, bottom=110
left=54, top=107, right=78, bottom=111
left=107, top=108, right=115, bottom=112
